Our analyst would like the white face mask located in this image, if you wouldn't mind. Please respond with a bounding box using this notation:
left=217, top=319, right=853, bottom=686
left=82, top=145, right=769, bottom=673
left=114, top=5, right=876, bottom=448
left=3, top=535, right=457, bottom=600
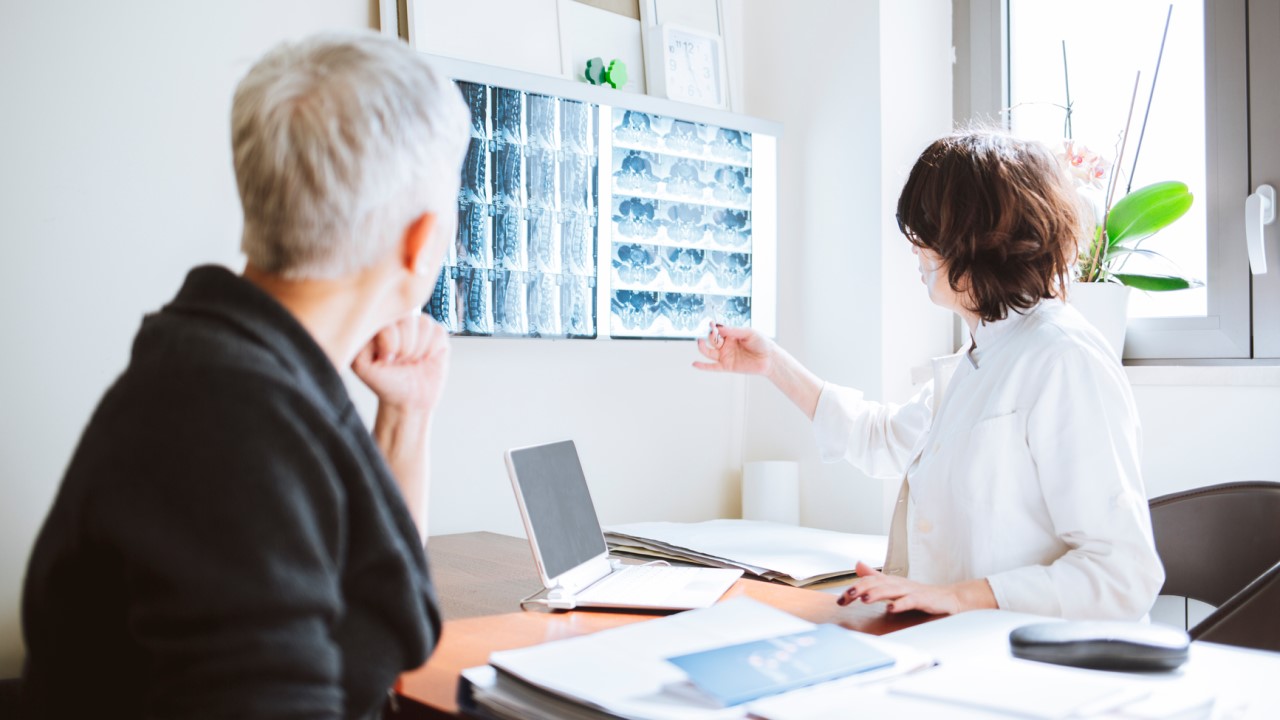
left=914, top=246, right=967, bottom=316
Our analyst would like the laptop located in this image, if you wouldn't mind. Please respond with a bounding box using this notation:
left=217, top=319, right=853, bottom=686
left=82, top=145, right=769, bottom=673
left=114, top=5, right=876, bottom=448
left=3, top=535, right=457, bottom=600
left=505, top=440, right=743, bottom=611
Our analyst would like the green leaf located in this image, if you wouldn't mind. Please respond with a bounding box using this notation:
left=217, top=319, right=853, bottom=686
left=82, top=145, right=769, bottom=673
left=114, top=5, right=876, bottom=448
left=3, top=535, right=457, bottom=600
left=1112, top=273, right=1203, bottom=291
left=1104, top=247, right=1173, bottom=263
left=1106, top=181, right=1194, bottom=248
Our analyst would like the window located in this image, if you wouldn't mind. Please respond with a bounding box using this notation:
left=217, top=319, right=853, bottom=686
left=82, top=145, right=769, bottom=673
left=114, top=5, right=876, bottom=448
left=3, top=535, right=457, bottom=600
left=1010, top=0, right=1207, bottom=320
left=956, top=0, right=1280, bottom=360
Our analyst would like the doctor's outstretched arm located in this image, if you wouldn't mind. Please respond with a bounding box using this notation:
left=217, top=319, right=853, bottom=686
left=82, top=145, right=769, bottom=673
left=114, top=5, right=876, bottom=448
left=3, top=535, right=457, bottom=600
left=693, top=324, right=824, bottom=420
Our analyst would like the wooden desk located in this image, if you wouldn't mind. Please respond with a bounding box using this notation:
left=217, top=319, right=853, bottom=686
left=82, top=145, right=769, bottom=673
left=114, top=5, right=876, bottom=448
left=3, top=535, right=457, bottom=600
left=399, top=531, right=931, bottom=717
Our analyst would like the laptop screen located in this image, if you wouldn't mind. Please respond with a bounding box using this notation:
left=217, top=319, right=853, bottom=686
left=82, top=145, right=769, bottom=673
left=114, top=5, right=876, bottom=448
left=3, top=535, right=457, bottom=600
left=508, top=440, right=608, bottom=581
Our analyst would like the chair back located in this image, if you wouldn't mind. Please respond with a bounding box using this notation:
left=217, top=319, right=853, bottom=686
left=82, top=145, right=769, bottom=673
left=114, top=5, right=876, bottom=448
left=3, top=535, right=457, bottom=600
left=1149, top=481, right=1280, bottom=608
left=1191, top=560, right=1280, bottom=651
left=0, top=677, right=21, bottom=717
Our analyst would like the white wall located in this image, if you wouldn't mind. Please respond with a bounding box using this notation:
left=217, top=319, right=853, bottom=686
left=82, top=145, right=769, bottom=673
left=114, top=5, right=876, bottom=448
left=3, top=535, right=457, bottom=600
left=738, top=1, right=956, bottom=535
left=408, top=0, right=564, bottom=76
left=365, top=340, right=746, bottom=539
left=875, top=2, right=961, bottom=524
left=737, top=1, right=883, bottom=536
left=1130, top=373, right=1280, bottom=498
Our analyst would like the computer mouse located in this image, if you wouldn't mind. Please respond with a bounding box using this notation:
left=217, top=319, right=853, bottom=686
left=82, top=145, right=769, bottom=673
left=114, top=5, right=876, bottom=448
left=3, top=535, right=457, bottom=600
left=1009, top=621, right=1191, bottom=671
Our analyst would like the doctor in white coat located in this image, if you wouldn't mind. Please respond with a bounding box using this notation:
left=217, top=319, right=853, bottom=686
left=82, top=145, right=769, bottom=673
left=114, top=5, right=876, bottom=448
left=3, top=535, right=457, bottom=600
left=695, top=131, right=1164, bottom=621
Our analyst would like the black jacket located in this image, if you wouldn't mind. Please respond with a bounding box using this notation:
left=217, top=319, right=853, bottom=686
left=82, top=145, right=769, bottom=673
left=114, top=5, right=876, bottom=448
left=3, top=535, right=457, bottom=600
left=22, top=266, right=441, bottom=719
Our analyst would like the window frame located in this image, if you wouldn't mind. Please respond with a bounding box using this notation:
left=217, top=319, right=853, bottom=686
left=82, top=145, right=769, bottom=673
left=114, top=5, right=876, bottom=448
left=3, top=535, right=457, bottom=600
left=957, top=0, right=1276, bottom=362
left=1250, top=0, right=1280, bottom=358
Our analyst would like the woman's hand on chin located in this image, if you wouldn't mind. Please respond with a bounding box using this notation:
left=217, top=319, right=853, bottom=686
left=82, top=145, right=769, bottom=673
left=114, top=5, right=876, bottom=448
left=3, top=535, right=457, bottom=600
left=353, top=313, right=450, bottom=415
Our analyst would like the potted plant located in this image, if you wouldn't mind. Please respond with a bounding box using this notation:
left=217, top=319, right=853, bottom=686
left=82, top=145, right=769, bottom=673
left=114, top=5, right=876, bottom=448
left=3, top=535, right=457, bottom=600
left=1046, top=15, right=1202, bottom=357
left=1063, top=143, right=1198, bottom=355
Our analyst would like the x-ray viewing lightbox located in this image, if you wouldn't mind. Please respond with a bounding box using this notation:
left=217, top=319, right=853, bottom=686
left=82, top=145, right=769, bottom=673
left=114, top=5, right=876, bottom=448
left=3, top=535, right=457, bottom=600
left=420, top=54, right=779, bottom=340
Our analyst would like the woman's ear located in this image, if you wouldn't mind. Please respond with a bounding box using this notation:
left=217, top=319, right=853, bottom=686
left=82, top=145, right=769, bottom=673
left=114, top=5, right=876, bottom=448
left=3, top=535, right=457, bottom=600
left=401, top=212, right=439, bottom=275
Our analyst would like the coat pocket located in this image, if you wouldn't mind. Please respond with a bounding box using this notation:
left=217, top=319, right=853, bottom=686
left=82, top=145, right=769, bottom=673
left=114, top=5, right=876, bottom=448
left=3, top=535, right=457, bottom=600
left=950, top=411, right=1036, bottom=510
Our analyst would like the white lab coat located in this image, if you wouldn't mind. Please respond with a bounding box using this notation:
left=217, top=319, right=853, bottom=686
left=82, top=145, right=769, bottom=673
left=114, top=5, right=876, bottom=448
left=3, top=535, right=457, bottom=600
left=813, top=299, right=1164, bottom=620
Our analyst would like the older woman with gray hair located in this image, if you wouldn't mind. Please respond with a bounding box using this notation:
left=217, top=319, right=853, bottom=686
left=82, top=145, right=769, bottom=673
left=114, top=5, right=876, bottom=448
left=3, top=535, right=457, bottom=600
left=21, top=31, right=468, bottom=719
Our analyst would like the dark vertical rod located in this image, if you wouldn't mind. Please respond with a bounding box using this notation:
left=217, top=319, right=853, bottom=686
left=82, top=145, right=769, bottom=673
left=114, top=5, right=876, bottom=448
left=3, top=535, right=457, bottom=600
left=1128, top=4, right=1174, bottom=194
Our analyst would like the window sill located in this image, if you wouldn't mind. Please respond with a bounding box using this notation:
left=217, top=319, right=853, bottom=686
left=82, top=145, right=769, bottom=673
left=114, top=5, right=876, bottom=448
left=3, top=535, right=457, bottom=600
left=1123, top=363, right=1280, bottom=387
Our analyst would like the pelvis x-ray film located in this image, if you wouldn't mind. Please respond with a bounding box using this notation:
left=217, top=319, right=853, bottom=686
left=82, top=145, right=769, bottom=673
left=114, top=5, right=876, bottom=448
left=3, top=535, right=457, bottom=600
left=424, top=82, right=598, bottom=338
left=609, top=108, right=754, bottom=338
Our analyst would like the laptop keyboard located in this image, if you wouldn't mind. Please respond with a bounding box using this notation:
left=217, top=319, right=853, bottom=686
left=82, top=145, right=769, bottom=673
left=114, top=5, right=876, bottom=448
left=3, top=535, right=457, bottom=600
left=575, top=564, right=734, bottom=606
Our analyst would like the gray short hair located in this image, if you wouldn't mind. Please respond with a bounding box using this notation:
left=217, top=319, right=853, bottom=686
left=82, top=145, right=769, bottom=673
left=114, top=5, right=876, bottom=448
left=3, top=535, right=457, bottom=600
left=232, top=31, right=468, bottom=279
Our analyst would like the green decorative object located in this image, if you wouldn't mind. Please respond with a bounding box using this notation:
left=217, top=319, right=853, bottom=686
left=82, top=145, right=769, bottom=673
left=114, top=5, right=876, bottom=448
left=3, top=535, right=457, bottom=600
left=583, top=57, right=628, bottom=90
left=604, top=60, right=628, bottom=89
left=584, top=57, right=606, bottom=85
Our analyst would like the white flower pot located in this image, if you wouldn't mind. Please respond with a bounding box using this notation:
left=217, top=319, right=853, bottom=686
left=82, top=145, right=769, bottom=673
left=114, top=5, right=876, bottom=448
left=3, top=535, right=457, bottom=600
left=1068, top=281, right=1131, bottom=358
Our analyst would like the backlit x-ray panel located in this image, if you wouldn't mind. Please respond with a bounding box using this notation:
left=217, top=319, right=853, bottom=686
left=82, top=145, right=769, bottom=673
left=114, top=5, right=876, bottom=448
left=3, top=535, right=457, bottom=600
left=421, top=56, right=777, bottom=341
left=608, top=109, right=754, bottom=338
left=425, top=81, right=599, bottom=338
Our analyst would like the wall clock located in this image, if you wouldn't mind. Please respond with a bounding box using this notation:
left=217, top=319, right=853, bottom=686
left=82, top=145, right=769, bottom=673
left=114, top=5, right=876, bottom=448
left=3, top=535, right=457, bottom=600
left=645, top=23, right=727, bottom=109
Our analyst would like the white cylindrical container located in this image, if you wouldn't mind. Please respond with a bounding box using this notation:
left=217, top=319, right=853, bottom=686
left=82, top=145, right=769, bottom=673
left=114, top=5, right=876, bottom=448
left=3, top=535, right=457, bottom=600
left=741, top=461, right=800, bottom=525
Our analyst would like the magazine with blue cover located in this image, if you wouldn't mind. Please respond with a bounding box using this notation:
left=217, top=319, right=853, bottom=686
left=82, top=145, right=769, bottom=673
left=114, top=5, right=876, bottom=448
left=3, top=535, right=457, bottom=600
left=666, top=623, right=896, bottom=707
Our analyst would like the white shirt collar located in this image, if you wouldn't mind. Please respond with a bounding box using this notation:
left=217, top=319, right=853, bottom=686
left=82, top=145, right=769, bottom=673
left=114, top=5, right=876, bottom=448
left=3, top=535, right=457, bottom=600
left=967, top=299, right=1058, bottom=368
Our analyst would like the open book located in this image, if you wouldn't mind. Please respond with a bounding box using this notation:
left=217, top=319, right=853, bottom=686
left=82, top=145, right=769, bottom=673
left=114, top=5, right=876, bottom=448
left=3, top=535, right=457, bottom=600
left=604, top=519, right=889, bottom=587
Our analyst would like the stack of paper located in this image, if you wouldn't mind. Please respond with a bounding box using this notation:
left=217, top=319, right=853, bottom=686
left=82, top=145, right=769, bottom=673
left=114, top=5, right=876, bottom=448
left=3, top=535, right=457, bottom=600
left=461, top=601, right=1222, bottom=720
left=603, top=519, right=889, bottom=587
left=747, top=657, right=1217, bottom=720
left=459, top=597, right=935, bottom=720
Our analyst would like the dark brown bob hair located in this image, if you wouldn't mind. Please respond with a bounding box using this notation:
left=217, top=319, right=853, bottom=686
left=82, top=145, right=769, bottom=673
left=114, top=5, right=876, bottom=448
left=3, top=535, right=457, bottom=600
left=895, top=131, right=1086, bottom=323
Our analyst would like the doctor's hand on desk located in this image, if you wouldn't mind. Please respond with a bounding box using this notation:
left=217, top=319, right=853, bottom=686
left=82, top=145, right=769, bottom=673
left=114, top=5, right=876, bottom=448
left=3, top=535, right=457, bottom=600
left=838, top=561, right=997, bottom=615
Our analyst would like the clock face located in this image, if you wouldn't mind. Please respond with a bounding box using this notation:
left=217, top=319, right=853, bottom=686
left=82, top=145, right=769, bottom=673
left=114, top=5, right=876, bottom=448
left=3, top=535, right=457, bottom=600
left=664, top=28, right=723, bottom=107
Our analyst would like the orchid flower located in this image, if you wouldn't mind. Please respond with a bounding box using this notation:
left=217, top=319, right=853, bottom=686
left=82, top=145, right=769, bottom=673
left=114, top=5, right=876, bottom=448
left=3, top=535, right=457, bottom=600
left=1057, top=140, right=1109, bottom=189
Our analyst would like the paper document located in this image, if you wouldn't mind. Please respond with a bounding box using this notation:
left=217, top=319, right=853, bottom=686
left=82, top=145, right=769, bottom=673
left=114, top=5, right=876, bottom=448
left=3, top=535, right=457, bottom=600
left=888, top=659, right=1151, bottom=719
left=605, top=519, right=888, bottom=587
left=467, top=597, right=933, bottom=720
left=778, top=610, right=1224, bottom=720
left=748, top=657, right=1217, bottom=720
